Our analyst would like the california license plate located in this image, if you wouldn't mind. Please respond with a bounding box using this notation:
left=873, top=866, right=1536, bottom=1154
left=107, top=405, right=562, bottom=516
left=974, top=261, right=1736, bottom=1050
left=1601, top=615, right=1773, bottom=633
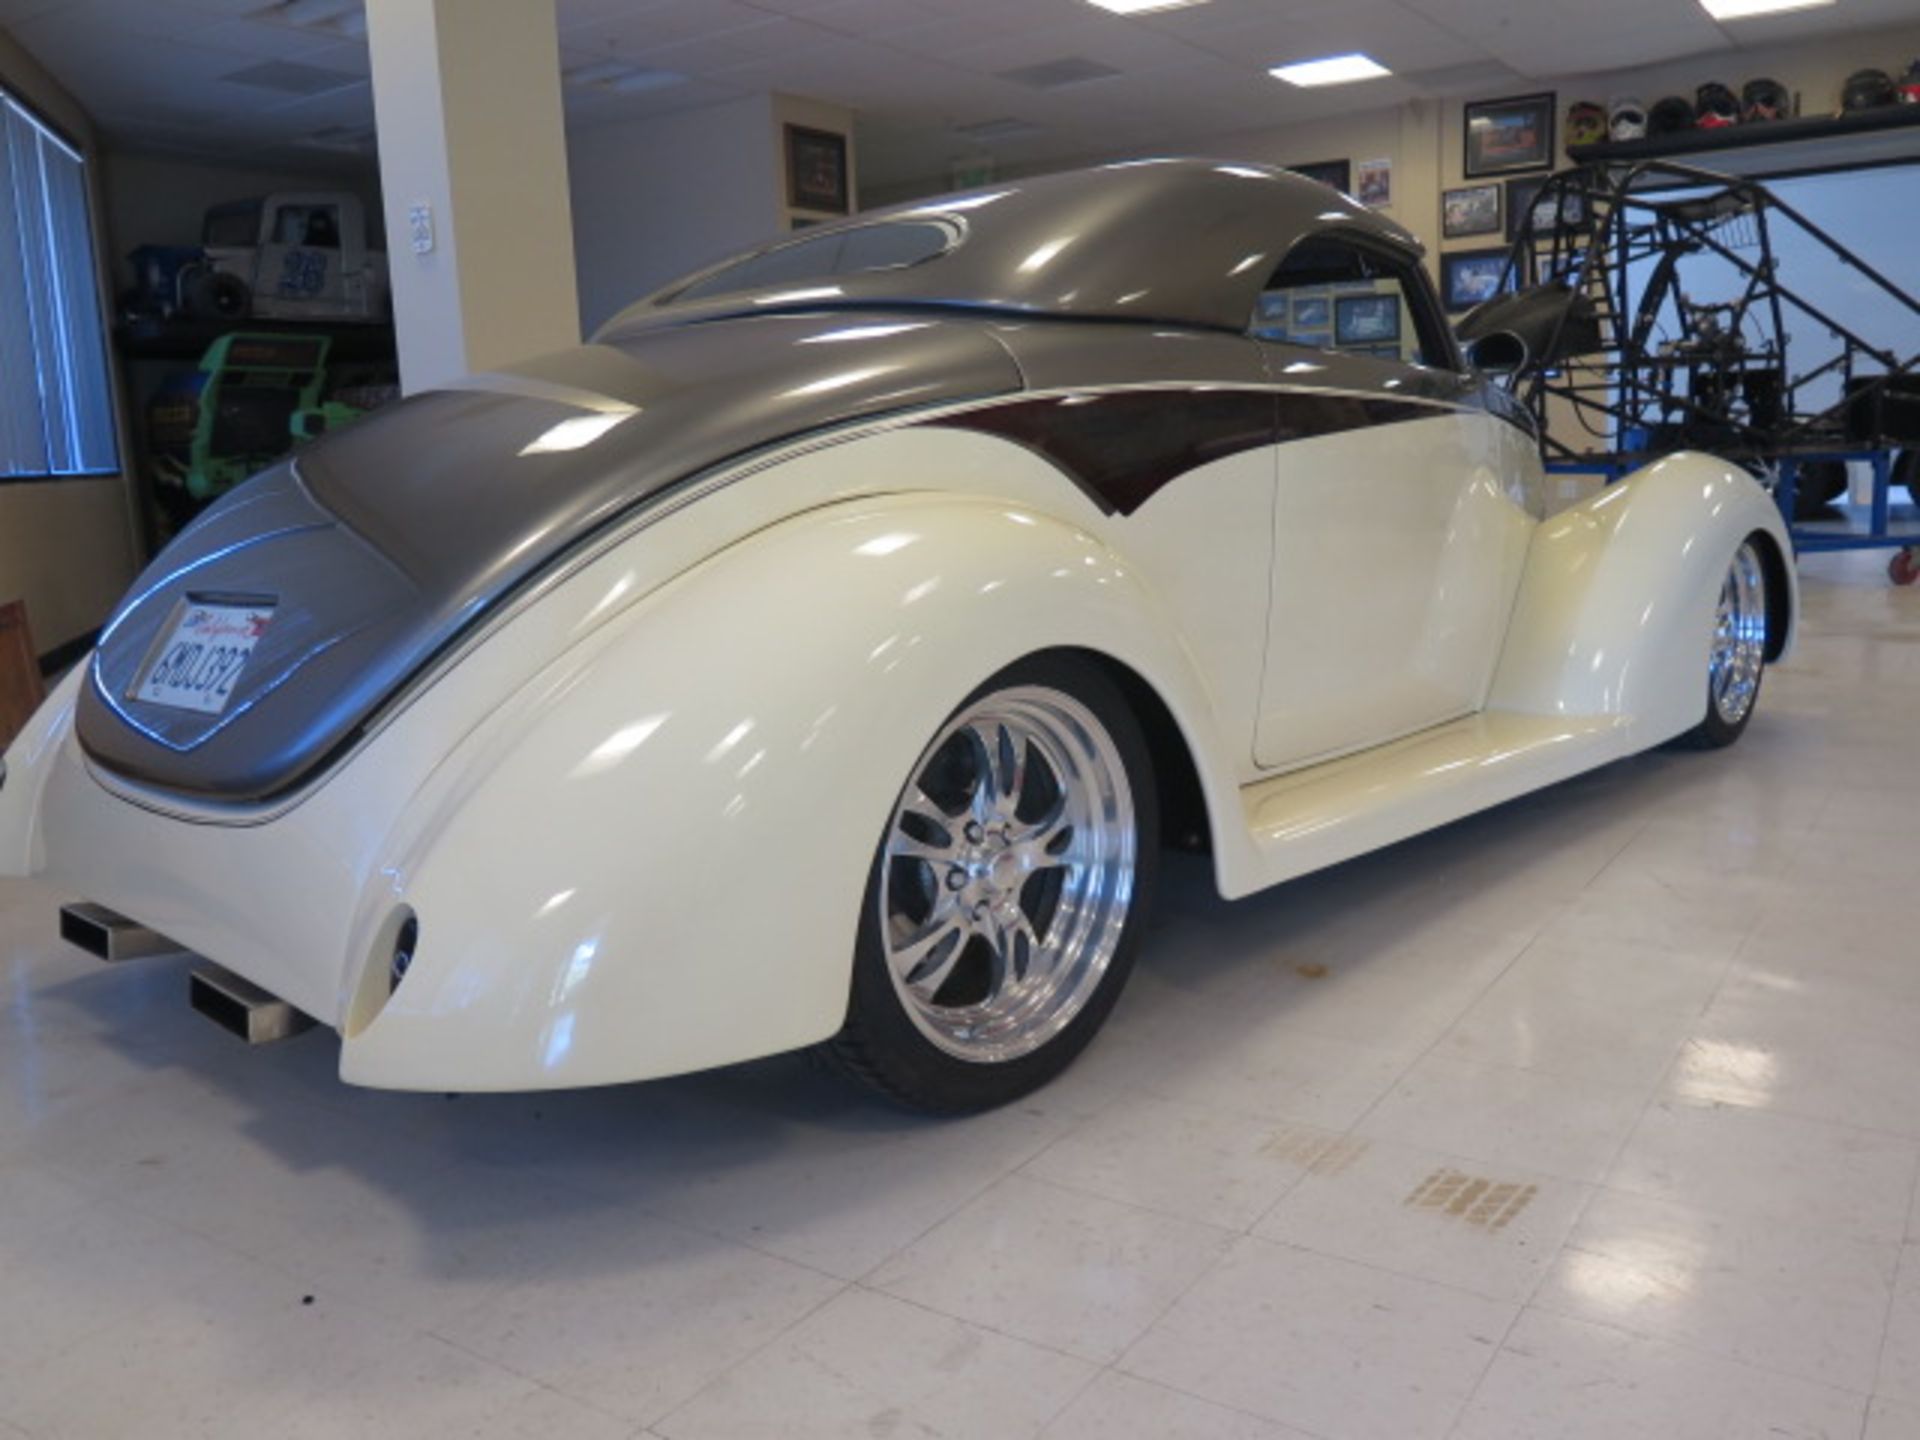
left=132, top=601, right=275, bottom=716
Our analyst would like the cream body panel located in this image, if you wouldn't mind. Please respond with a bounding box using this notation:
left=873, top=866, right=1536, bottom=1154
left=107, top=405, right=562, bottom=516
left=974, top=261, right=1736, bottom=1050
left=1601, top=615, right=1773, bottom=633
left=0, top=428, right=1791, bottom=1089
left=1254, top=410, right=1533, bottom=769
left=1487, top=451, right=1795, bottom=732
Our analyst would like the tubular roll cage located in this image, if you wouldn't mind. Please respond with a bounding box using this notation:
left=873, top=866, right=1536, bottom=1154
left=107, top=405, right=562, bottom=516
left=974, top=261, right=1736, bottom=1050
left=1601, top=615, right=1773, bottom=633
left=1486, top=160, right=1920, bottom=469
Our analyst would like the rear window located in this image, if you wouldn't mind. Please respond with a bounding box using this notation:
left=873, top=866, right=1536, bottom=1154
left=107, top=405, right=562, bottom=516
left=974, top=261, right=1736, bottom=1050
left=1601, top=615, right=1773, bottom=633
left=203, top=201, right=262, bottom=248
left=672, top=219, right=957, bottom=304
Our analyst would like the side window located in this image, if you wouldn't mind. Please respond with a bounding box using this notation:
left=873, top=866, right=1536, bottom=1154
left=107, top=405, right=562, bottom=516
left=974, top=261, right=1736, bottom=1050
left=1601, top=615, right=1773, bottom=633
left=1253, top=237, right=1457, bottom=369
left=272, top=204, right=342, bottom=249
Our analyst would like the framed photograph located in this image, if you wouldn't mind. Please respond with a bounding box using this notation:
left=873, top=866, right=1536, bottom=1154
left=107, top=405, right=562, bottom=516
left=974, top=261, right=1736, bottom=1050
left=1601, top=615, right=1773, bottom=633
left=1442, top=182, right=1503, bottom=239
left=1441, top=247, right=1519, bottom=313
left=785, top=125, right=849, bottom=214
left=1290, top=294, right=1331, bottom=330
left=1464, top=92, right=1556, bottom=177
left=1356, top=156, right=1392, bottom=208
left=1289, top=158, right=1351, bottom=195
left=1335, top=294, right=1401, bottom=346
left=1505, top=176, right=1585, bottom=241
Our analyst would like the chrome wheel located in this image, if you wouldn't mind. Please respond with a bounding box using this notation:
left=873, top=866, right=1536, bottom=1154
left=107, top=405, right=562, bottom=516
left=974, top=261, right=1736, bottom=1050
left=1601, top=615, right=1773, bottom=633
left=878, top=685, right=1136, bottom=1065
left=1709, top=541, right=1767, bottom=727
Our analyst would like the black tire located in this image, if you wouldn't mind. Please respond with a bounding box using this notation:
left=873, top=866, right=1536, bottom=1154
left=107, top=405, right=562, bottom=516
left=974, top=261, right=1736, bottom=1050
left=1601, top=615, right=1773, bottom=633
left=181, top=267, right=251, bottom=320
left=1676, top=537, right=1770, bottom=750
left=827, top=653, right=1158, bottom=1113
left=1790, top=459, right=1848, bottom=520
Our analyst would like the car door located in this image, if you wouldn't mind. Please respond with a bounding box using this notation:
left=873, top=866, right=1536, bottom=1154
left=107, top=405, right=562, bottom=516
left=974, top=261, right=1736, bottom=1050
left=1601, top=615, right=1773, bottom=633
left=1250, top=234, right=1534, bottom=772
left=255, top=197, right=349, bottom=319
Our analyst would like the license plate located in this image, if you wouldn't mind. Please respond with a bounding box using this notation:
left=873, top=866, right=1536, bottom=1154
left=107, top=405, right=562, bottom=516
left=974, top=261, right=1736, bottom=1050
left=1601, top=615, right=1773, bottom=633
left=132, top=601, right=275, bottom=716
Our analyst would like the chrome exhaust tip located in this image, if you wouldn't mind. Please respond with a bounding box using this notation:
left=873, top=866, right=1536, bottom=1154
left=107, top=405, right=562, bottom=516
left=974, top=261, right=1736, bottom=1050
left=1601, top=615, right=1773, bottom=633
left=58, top=903, right=185, bottom=963
left=188, top=962, right=315, bottom=1045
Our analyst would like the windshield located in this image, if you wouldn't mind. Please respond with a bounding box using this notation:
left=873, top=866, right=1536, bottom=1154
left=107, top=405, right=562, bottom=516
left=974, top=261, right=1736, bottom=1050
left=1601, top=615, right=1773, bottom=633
left=203, top=201, right=263, bottom=248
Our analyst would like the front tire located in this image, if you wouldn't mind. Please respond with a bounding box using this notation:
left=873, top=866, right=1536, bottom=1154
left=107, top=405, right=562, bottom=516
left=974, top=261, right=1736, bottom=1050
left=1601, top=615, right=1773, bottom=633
left=1677, top=537, right=1769, bottom=749
left=828, top=654, right=1157, bottom=1113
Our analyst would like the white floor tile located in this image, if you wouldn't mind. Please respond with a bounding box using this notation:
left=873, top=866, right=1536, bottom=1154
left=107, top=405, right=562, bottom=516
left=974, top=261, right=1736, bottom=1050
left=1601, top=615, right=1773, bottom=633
left=1120, top=1236, right=1514, bottom=1440
left=1533, top=1187, right=1898, bottom=1393
left=1437, top=936, right=1726, bottom=1089
left=1452, top=1308, right=1868, bottom=1440
left=1866, top=1396, right=1920, bottom=1440
left=1356, top=1053, right=1651, bottom=1185
left=1040, top=1370, right=1308, bottom=1439
left=427, top=1213, right=844, bottom=1426
left=1020, top=1094, right=1318, bottom=1230
left=1608, top=1097, right=1917, bottom=1244
left=1253, top=1135, right=1592, bottom=1304
left=657, top=1287, right=1095, bottom=1440
left=866, top=1173, right=1233, bottom=1364
left=1874, top=1245, right=1920, bottom=1405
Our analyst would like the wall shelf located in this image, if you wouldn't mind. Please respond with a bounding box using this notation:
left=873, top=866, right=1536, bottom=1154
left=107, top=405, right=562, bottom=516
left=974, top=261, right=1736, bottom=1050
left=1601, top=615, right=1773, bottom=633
left=1568, top=104, right=1920, bottom=179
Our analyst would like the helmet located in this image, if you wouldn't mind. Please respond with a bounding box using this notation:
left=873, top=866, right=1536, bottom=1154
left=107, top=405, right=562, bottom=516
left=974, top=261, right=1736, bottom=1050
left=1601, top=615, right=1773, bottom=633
left=1842, top=69, right=1896, bottom=112
left=1648, top=95, right=1696, bottom=135
left=1696, top=82, right=1741, bottom=128
left=1742, top=77, right=1791, bottom=121
left=1566, top=100, right=1608, bottom=147
left=1900, top=60, right=1920, bottom=105
left=1609, top=95, right=1648, bottom=141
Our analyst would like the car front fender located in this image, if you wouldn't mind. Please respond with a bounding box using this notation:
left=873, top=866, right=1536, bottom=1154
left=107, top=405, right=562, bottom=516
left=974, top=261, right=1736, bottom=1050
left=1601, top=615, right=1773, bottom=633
left=1488, top=450, right=1795, bottom=738
left=339, top=493, right=1236, bottom=1091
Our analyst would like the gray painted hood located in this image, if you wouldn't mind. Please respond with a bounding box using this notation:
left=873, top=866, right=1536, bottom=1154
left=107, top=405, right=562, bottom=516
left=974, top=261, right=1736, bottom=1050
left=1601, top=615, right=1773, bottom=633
left=77, top=310, right=1022, bottom=802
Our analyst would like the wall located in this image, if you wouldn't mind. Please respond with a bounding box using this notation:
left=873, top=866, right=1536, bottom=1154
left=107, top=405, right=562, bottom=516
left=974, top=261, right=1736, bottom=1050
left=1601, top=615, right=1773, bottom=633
left=569, top=91, right=858, bottom=335
left=569, top=94, right=781, bottom=334
left=0, top=26, right=141, bottom=656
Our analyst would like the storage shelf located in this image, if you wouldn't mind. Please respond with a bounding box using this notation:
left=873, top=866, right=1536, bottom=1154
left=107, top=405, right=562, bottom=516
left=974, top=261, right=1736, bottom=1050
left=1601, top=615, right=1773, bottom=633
left=1568, top=104, right=1920, bottom=178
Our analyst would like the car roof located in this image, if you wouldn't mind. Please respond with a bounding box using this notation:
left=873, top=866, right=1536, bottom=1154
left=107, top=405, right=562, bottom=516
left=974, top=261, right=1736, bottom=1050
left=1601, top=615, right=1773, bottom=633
left=598, top=158, right=1421, bottom=339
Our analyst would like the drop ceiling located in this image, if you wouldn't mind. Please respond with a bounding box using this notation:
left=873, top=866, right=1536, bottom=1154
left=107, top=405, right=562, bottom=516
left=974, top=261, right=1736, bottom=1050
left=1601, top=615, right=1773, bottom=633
left=0, top=0, right=1912, bottom=187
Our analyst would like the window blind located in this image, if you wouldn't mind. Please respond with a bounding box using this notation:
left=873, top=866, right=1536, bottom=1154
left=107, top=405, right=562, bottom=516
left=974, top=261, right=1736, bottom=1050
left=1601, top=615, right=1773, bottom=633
left=0, top=88, right=116, bottom=480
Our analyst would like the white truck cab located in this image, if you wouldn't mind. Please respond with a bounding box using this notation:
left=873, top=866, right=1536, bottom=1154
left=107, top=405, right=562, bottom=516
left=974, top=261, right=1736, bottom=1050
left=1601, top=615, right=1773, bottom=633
left=197, top=191, right=389, bottom=323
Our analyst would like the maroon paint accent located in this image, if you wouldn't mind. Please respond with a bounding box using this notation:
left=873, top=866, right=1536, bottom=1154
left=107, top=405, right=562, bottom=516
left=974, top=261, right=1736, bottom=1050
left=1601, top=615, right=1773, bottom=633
left=926, top=389, right=1436, bottom=516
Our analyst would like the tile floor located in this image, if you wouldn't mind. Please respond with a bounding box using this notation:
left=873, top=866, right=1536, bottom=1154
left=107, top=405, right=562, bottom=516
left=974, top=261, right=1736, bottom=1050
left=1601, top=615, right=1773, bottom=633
left=0, top=546, right=1916, bottom=1439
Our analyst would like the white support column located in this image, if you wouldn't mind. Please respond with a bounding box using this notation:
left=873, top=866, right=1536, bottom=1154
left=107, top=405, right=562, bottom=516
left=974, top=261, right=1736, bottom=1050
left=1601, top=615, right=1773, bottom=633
left=366, top=0, right=580, bottom=394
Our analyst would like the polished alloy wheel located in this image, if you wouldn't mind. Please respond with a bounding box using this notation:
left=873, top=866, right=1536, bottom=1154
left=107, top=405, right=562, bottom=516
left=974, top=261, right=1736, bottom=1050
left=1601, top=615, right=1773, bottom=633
left=878, top=686, right=1135, bottom=1064
left=1709, top=540, right=1768, bottom=728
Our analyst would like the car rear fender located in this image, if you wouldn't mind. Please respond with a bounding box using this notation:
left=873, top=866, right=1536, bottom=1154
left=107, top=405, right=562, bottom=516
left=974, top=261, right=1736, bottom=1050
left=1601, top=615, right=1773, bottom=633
left=339, top=493, right=1239, bottom=1091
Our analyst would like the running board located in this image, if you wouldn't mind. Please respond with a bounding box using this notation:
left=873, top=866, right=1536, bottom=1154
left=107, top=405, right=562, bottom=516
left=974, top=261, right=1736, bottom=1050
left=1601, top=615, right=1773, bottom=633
left=58, top=902, right=187, bottom=963
left=1230, top=711, right=1639, bottom=895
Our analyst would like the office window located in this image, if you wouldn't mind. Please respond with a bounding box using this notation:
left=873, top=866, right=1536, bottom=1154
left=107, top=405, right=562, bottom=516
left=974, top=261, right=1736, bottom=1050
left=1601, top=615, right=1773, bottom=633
left=0, top=87, right=117, bottom=480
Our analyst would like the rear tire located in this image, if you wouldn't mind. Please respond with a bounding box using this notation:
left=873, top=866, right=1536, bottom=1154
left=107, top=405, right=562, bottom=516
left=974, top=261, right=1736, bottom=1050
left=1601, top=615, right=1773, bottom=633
left=828, top=653, right=1157, bottom=1113
left=1677, top=537, right=1769, bottom=749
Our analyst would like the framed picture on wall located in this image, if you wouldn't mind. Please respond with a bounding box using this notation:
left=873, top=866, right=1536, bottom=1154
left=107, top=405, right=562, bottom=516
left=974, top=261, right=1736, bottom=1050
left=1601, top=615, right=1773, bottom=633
left=1335, top=294, right=1401, bottom=346
left=785, top=125, right=849, bottom=214
left=1289, top=158, right=1352, bottom=195
left=1291, top=294, right=1331, bottom=330
left=1356, top=157, right=1392, bottom=208
left=1464, top=93, right=1556, bottom=177
left=1505, top=176, right=1586, bottom=240
left=1442, top=182, right=1503, bottom=239
left=1441, top=247, right=1519, bottom=313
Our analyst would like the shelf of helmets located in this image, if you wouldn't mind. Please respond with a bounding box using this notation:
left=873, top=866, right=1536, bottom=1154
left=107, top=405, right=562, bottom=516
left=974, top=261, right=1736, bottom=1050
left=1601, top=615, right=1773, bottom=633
left=1568, top=103, right=1920, bottom=180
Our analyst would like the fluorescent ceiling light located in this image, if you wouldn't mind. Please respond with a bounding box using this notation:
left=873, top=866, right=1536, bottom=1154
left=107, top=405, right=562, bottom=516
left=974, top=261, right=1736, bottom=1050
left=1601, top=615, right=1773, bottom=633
left=1271, top=53, right=1392, bottom=87
left=1699, top=0, right=1834, bottom=18
left=1086, top=0, right=1209, bottom=13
